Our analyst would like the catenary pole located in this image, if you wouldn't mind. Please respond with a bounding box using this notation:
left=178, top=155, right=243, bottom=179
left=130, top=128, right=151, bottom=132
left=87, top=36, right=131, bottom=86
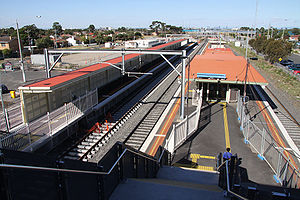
left=180, top=50, right=187, bottom=119
left=16, top=20, right=26, bottom=82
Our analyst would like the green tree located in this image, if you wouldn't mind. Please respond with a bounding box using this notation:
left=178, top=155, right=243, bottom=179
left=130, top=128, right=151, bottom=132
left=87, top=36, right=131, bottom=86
left=64, top=29, right=74, bottom=35
left=88, top=24, right=95, bottom=33
left=52, top=22, right=63, bottom=35
left=19, top=24, right=40, bottom=46
left=249, top=36, right=293, bottom=63
left=80, top=36, right=89, bottom=44
left=117, top=27, right=127, bottom=32
left=149, top=21, right=163, bottom=35
left=290, top=28, right=300, bottom=35
left=103, top=36, right=112, bottom=42
left=36, top=37, right=54, bottom=49
left=2, top=49, right=12, bottom=58
left=134, top=32, right=142, bottom=39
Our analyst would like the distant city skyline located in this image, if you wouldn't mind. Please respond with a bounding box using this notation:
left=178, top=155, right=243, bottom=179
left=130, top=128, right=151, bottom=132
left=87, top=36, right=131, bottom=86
left=1, top=0, right=300, bottom=29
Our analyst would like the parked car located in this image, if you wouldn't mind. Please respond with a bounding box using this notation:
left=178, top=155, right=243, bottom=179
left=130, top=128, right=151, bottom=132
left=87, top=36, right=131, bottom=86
left=288, top=64, right=300, bottom=71
left=280, top=59, right=294, bottom=66
left=293, top=69, right=300, bottom=75
left=0, top=84, right=9, bottom=94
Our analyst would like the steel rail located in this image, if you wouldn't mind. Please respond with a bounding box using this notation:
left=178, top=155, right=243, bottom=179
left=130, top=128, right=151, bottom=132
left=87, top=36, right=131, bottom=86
left=79, top=43, right=197, bottom=161
left=265, top=86, right=300, bottom=127
left=123, top=43, right=200, bottom=150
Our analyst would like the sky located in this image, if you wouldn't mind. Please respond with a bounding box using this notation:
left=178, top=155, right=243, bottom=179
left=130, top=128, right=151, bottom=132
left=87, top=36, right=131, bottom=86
left=1, top=0, right=300, bottom=29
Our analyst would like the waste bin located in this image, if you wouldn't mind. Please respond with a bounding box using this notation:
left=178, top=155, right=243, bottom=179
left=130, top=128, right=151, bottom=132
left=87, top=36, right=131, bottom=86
left=10, top=90, right=15, bottom=98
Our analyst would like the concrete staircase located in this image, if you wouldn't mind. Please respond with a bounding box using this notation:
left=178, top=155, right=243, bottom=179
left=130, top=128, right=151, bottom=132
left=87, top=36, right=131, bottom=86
left=110, top=166, right=226, bottom=200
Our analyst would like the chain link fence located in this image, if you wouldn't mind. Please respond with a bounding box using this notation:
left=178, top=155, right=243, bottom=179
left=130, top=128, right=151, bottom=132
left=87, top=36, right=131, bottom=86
left=236, top=92, right=300, bottom=188
left=0, top=89, right=98, bottom=152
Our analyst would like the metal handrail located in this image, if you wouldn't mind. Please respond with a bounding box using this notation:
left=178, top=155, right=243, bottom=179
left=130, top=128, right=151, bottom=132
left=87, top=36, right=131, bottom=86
left=158, top=148, right=166, bottom=163
left=224, top=160, right=248, bottom=200
left=0, top=146, right=168, bottom=176
left=216, top=160, right=226, bottom=171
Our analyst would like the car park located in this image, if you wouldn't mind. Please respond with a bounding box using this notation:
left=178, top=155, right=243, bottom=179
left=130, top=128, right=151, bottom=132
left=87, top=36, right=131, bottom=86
left=280, top=59, right=294, bottom=66
left=288, top=64, right=300, bottom=71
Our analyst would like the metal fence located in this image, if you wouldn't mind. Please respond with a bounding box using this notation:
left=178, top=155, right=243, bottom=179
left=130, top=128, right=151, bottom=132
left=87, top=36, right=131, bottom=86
left=0, top=142, right=170, bottom=200
left=0, top=89, right=98, bottom=152
left=0, top=103, right=23, bottom=132
left=236, top=92, right=300, bottom=188
left=165, top=89, right=203, bottom=154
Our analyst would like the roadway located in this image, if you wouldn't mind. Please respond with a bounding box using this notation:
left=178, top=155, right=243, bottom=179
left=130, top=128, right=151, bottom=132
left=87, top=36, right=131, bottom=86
left=288, top=53, right=300, bottom=64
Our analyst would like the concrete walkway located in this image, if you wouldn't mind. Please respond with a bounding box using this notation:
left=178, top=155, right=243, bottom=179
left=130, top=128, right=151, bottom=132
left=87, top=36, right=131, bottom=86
left=173, top=102, right=279, bottom=186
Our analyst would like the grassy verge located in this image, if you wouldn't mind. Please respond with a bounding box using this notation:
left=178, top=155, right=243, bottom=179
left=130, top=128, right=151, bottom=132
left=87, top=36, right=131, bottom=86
left=228, top=43, right=300, bottom=100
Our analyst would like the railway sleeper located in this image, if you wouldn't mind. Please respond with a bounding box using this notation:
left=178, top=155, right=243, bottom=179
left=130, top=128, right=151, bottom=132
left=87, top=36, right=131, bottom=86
left=126, top=143, right=140, bottom=150
left=85, top=138, right=99, bottom=143
left=127, top=138, right=146, bottom=143
left=64, top=156, right=78, bottom=160
left=133, top=131, right=149, bottom=135
left=68, top=151, right=84, bottom=157
left=77, top=145, right=91, bottom=149
left=92, top=132, right=104, bottom=136
left=89, top=135, right=102, bottom=140
left=139, top=124, right=154, bottom=128
left=136, top=127, right=152, bottom=132
left=71, top=148, right=88, bottom=153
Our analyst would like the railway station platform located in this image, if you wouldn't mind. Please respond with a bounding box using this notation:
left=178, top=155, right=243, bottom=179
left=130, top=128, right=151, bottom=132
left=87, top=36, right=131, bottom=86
left=144, top=88, right=279, bottom=185
left=143, top=46, right=299, bottom=187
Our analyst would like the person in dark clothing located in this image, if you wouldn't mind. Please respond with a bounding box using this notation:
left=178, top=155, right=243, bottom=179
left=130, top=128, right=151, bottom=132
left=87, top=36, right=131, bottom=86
left=223, top=147, right=232, bottom=162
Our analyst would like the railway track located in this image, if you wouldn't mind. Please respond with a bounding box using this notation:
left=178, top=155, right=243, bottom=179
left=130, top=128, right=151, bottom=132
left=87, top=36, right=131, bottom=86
left=85, top=40, right=206, bottom=162
left=59, top=41, right=205, bottom=161
left=250, top=84, right=300, bottom=155
left=264, top=86, right=300, bottom=148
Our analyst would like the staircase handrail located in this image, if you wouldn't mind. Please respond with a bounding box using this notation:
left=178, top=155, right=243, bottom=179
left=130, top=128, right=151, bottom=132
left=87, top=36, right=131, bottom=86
left=225, top=160, right=248, bottom=200
left=0, top=143, right=169, bottom=176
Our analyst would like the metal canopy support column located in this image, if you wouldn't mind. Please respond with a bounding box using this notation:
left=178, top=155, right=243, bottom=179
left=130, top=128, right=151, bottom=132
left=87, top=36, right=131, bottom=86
left=180, top=50, right=187, bottom=119
left=160, top=54, right=180, bottom=75
left=122, top=52, right=125, bottom=76
left=44, top=48, right=50, bottom=78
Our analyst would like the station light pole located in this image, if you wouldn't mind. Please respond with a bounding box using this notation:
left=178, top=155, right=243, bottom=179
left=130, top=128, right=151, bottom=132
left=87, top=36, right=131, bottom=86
left=243, top=30, right=250, bottom=103
left=16, top=20, right=26, bottom=83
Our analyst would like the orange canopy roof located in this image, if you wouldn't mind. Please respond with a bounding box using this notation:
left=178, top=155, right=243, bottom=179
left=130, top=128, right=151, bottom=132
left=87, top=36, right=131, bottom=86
left=188, top=48, right=267, bottom=85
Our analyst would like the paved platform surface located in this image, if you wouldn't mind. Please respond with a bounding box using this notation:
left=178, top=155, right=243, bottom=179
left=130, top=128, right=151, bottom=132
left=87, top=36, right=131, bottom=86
left=172, top=101, right=279, bottom=186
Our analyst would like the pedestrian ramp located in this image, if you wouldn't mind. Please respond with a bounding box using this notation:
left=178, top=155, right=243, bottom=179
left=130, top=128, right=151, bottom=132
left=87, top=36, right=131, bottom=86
left=110, top=165, right=225, bottom=200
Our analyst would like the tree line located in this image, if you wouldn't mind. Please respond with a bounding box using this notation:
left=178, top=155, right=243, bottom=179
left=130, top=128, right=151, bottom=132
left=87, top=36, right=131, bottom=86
left=0, top=20, right=183, bottom=53
left=249, top=36, right=293, bottom=63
